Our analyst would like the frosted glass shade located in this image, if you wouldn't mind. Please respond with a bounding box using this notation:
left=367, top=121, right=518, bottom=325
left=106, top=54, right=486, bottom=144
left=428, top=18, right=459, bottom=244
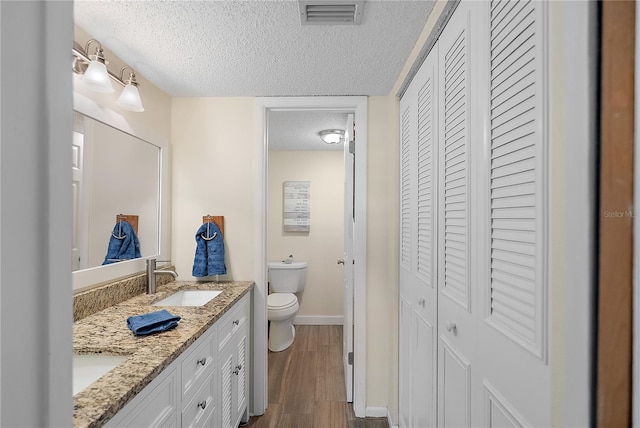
left=82, top=60, right=114, bottom=93
left=116, top=84, right=145, bottom=112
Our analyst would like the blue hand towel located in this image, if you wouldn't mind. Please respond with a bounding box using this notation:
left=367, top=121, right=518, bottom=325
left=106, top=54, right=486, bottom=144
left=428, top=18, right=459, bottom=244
left=127, top=310, right=181, bottom=336
left=192, top=222, right=227, bottom=277
left=102, top=221, right=141, bottom=265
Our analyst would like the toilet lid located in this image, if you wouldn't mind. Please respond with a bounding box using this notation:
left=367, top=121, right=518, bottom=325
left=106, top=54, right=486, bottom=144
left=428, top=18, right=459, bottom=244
left=267, top=293, right=297, bottom=309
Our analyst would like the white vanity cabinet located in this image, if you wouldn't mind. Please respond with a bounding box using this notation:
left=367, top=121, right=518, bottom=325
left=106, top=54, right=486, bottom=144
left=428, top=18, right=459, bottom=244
left=104, top=293, right=251, bottom=428
left=217, top=296, right=250, bottom=428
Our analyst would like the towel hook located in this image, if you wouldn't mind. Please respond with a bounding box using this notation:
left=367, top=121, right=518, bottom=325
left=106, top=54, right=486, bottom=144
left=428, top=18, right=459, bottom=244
left=112, top=215, right=127, bottom=240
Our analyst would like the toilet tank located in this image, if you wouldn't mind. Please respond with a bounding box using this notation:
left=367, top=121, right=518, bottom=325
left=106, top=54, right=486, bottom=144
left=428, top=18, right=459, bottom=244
left=267, top=261, right=307, bottom=293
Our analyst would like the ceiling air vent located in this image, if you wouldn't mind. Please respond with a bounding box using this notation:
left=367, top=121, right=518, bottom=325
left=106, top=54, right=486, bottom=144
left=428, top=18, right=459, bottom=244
left=299, top=1, right=365, bottom=25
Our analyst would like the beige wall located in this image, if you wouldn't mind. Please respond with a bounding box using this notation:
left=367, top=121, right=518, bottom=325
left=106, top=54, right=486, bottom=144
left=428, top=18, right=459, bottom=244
left=365, top=95, right=400, bottom=411
left=171, top=98, right=256, bottom=281
left=267, top=151, right=344, bottom=319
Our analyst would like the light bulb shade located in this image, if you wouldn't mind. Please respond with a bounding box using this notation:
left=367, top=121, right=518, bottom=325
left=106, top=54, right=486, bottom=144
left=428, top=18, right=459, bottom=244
left=82, top=60, right=115, bottom=93
left=318, top=129, right=345, bottom=144
left=116, top=84, right=145, bottom=112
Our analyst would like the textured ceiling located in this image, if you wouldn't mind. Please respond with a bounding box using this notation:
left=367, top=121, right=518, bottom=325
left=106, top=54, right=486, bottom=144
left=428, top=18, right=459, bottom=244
left=268, top=111, right=349, bottom=151
left=73, top=0, right=435, bottom=97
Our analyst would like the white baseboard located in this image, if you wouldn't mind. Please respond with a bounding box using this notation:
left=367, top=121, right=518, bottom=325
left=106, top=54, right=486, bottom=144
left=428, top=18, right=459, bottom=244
left=293, top=315, right=343, bottom=325
left=365, top=407, right=388, bottom=418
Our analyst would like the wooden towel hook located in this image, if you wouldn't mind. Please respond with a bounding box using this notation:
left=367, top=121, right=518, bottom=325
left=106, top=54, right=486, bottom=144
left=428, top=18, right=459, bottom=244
left=115, top=214, right=139, bottom=235
left=202, top=215, right=224, bottom=237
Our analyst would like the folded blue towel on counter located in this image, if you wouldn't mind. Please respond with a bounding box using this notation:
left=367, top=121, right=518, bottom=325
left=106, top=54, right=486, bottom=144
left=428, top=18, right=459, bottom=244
left=126, top=310, right=181, bottom=336
left=102, top=221, right=141, bottom=265
left=192, top=222, right=227, bottom=277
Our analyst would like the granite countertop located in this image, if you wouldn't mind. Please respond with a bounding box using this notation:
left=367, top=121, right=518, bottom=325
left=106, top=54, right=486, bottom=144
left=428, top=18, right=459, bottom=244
left=73, top=280, right=254, bottom=428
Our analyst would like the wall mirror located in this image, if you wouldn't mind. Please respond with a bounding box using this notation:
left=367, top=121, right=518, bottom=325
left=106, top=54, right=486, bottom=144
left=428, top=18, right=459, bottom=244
left=72, top=111, right=160, bottom=271
left=72, top=92, right=170, bottom=291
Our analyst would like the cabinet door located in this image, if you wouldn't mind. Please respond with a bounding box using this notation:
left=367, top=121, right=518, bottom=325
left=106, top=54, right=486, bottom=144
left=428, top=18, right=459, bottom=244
left=234, top=324, right=249, bottom=425
left=104, top=367, right=178, bottom=428
left=219, top=346, right=234, bottom=428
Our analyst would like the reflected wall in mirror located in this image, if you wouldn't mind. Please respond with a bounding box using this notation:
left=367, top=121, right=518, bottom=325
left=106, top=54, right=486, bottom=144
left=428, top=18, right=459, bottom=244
left=72, top=112, right=160, bottom=271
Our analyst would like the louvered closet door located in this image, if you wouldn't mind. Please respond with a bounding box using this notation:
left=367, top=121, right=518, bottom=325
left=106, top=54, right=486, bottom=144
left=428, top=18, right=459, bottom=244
left=436, top=2, right=476, bottom=427
left=398, top=36, right=439, bottom=428
left=475, top=0, right=550, bottom=426
left=398, top=76, right=415, bottom=428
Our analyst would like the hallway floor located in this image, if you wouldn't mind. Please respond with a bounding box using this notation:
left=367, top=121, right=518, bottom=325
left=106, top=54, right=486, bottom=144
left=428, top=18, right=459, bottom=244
left=245, top=325, right=388, bottom=428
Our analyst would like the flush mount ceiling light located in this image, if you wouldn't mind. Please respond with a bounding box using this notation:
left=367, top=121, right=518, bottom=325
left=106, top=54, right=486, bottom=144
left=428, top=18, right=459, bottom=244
left=72, top=39, right=144, bottom=112
left=318, top=129, right=345, bottom=144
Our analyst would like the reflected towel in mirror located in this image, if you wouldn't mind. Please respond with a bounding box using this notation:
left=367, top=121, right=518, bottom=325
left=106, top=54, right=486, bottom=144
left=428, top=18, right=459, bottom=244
left=102, top=220, right=141, bottom=265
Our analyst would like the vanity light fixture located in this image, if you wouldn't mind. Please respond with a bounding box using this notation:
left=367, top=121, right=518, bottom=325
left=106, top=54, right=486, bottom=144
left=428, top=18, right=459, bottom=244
left=79, top=39, right=114, bottom=93
left=72, top=39, right=145, bottom=112
left=318, top=129, right=345, bottom=144
left=116, top=67, right=145, bottom=112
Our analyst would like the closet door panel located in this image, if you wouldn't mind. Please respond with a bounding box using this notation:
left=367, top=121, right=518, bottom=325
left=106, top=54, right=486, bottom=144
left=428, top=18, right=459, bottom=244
left=477, top=0, right=550, bottom=426
left=437, top=3, right=475, bottom=426
left=398, top=296, right=412, bottom=428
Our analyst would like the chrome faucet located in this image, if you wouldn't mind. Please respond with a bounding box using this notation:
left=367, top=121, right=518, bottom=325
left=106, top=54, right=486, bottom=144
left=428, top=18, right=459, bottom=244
left=146, top=258, right=178, bottom=294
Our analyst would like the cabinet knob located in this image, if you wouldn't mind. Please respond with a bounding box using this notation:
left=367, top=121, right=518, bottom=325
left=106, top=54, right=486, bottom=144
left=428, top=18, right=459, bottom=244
left=198, top=401, right=207, bottom=410
left=446, top=321, right=457, bottom=334
left=197, top=357, right=207, bottom=366
left=233, top=319, right=240, bottom=326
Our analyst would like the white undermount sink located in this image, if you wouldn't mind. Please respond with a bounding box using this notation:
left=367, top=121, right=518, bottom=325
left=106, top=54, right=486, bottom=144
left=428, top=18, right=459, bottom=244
left=152, top=290, right=222, bottom=307
left=73, top=354, right=127, bottom=395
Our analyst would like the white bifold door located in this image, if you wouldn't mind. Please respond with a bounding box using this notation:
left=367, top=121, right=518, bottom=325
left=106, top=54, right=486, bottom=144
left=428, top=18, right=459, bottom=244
left=399, top=1, right=550, bottom=426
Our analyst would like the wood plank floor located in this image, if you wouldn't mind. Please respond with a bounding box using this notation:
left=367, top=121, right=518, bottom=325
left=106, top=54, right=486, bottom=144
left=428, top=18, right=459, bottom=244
left=245, top=325, right=388, bottom=428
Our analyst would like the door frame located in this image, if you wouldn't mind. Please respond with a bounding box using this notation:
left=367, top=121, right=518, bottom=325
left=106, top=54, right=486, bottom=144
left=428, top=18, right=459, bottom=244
left=598, top=1, right=635, bottom=426
left=253, top=96, right=368, bottom=416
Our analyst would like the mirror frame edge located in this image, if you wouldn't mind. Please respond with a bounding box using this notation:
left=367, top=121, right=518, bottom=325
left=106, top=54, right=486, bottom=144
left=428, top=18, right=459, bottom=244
left=72, top=91, right=171, bottom=292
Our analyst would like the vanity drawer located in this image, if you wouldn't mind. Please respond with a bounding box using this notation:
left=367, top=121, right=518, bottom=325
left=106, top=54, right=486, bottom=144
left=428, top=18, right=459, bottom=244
left=181, top=372, right=216, bottom=428
left=181, top=329, right=217, bottom=400
left=218, top=294, right=249, bottom=351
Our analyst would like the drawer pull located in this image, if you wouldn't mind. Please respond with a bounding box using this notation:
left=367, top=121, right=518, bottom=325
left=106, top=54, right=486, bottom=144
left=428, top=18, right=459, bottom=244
left=232, top=319, right=240, bottom=326
left=198, top=400, right=207, bottom=410
left=197, top=357, right=207, bottom=366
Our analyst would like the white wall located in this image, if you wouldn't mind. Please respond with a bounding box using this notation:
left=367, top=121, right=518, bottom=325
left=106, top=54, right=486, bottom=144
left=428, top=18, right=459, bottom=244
left=171, top=98, right=256, bottom=281
left=267, top=151, right=344, bottom=321
left=1, top=2, right=73, bottom=425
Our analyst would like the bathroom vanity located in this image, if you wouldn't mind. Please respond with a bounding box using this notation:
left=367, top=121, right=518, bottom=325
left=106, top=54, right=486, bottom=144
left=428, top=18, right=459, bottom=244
left=73, top=280, right=253, bottom=428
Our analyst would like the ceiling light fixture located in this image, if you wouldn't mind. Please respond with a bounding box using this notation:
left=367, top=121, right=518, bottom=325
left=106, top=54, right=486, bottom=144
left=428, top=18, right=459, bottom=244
left=318, top=129, right=345, bottom=144
left=72, top=39, right=144, bottom=112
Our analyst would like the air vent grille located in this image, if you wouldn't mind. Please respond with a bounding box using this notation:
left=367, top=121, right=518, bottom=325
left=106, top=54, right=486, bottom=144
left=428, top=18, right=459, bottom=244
left=299, top=1, right=364, bottom=25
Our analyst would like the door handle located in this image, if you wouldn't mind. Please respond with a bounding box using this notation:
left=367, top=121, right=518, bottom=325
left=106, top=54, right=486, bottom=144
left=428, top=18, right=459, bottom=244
left=446, top=321, right=457, bottom=335
left=418, top=297, right=426, bottom=307
left=337, top=259, right=345, bottom=265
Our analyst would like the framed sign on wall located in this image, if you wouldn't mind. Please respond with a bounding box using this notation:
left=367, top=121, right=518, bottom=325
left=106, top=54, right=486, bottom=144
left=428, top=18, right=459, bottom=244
left=283, top=181, right=310, bottom=232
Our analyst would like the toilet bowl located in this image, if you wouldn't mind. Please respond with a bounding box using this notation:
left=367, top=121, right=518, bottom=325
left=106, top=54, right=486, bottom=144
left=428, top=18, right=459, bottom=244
left=267, top=261, right=307, bottom=352
left=267, top=293, right=299, bottom=351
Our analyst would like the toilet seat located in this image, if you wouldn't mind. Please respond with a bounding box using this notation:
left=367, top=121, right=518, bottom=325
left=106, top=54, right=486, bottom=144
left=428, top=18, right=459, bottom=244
left=267, top=293, right=297, bottom=310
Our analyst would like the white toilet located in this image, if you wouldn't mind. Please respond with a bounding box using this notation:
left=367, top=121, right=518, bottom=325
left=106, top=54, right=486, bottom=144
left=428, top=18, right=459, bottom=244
left=267, top=261, right=307, bottom=352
